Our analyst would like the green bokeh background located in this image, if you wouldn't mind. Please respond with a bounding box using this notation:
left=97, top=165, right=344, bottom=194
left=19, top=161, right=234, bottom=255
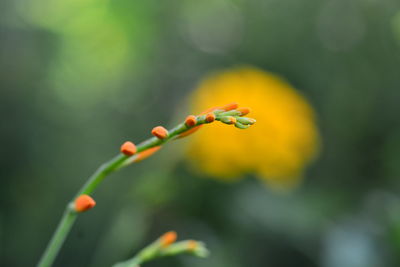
left=1, top=0, right=400, bottom=266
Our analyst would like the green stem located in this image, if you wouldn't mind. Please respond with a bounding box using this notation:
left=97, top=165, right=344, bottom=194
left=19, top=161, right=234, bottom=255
left=37, top=122, right=191, bottom=267
left=77, top=154, right=128, bottom=196
left=113, top=240, right=209, bottom=267
left=37, top=153, right=130, bottom=267
left=37, top=206, right=77, bottom=267
left=37, top=110, right=250, bottom=267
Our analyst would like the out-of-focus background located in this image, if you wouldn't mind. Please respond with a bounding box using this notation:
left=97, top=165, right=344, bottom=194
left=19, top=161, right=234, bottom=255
left=2, top=0, right=400, bottom=266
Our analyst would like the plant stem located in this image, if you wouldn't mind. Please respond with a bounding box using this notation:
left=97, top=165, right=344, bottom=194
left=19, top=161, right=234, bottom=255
left=37, top=207, right=77, bottom=267
left=37, top=122, right=190, bottom=267
left=37, top=110, right=252, bottom=267
left=113, top=240, right=209, bottom=267
left=77, top=154, right=128, bottom=196
left=37, top=154, right=128, bottom=267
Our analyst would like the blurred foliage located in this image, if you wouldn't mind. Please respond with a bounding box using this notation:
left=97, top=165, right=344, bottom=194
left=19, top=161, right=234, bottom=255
left=1, top=0, right=400, bottom=266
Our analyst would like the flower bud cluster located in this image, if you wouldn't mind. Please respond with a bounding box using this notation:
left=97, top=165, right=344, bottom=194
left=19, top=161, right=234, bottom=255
left=182, top=102, right=256, bottom=135
left=215, top=102, right=256, bottom=129
left=118, top=102, right=255, bottom=166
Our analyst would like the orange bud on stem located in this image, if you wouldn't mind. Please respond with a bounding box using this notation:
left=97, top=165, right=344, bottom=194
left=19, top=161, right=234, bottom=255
left=221, top=102, right=239, bottom=111
left=160, top=231, right=177, bottom=247
left=74, top=194, right=96, bottom=213
left=237, top=107, right=251, bottom=116
left=152, top=126, right=168, bottom=139
left=205, top=113, right=216, bottom=123
left=120, top=141, right=137, bottom=156
left=185, top=115, right=197, bottom=127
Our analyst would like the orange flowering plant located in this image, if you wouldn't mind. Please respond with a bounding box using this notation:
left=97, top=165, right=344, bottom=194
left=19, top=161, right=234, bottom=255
left=37, top=103, right=256, bottom=267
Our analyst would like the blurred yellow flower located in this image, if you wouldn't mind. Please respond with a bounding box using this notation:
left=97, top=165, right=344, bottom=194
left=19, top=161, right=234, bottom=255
left=185, top=66, right=320, bottom=189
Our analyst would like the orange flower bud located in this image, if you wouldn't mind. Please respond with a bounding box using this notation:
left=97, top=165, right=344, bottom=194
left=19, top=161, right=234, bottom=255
left=185, top=115, right=197, bottom=127
left=74, top=194, right=96, bottom=213
left=205, top=113, right=216, bottom=123
left=151, top=126, right=168, bottom=139
left=120, top=141, right=137, bottom=156
left=133, top=146, right=161, bottom=163
left=221, top=102, right=239, bottom=111
left=160, top=231, right=177, bottom=247
left=237, top=107, right=251, bottom=116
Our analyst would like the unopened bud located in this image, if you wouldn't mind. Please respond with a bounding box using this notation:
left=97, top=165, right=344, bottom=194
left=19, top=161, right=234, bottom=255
left=221, top=102, right=239, bottom=111
left=205, top=113, right=216, bottom=123
left=160, top=231, right=177, bottom=247
left=218, top=110, right=241, bottom=117
left=185, top=115, right=197, bottom=127
left=151, top=126, right=169, bottom=139
left=74, top=194, right=96, bottom=213
left=236, top=117, right=256, bottom=125
left=120, top=141, right=137, bottom=156
left=220, top=116, right=237, bottom=125
left=234, top=121, right=250, bottom=129
left=237, top=107, right=251, bottom=116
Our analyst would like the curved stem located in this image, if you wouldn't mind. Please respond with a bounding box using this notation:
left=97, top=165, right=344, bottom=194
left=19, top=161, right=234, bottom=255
left=37, top=207, right=77, bottom=267
left=37, top=110, right=250, bottom=267
left=77, top=154, right=128, bottom=196
left=37, top=122, right=192, bottom=267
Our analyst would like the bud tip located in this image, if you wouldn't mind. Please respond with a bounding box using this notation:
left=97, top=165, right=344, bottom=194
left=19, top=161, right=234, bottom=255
left=221, top=102, right=239, bottom=111
left=185, top=115, right=197, bottom=127
left=237, top=107, right=251, bottom=116
left=120, top=141, right=137, bottom=156
left=205, top=113, right=216, bottom=123
left=75, top=194, right=96, bottom=212
left=151, top=126, right=169, bottom=139
left=160, top=231, right=177, bottom=247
